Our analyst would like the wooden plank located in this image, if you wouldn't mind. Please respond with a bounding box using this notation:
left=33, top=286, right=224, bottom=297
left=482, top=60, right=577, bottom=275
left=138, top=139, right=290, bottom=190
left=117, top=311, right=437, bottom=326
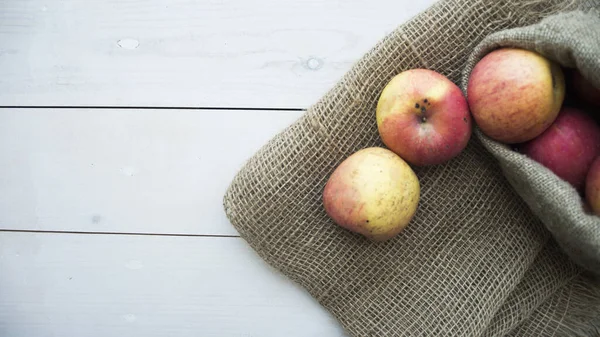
left=0, top=0, right=435, bottom=108
left=0, top=231, right=346, bottom=337
left=0, top=108, right=303, bottom=235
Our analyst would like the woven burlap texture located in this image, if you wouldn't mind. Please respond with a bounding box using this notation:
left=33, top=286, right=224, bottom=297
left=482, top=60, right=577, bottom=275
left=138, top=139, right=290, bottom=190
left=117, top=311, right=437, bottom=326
left=223, top=0, right=600, bottom=336
left=461, top=8, right=600, bottom=275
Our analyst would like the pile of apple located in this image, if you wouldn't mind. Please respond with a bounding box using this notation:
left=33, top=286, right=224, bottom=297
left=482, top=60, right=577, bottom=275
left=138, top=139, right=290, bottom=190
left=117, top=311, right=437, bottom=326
left=322, top=47, right=600, bottom=242
left=469, top=48, right=600, bottom=215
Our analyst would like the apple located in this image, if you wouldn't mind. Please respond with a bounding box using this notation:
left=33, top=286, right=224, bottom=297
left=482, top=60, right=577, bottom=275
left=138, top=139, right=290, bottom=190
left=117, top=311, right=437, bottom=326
left=323, top=147, right=420, bottom=242
left=585, top=156, right=600, bottom=215
left=571, top=70, right=600, bottom=107
left=518, top=107, right=600, bottom=191
left=467, top=48, right=565, bottom=144
left=376, top=69, right=472, bottom=166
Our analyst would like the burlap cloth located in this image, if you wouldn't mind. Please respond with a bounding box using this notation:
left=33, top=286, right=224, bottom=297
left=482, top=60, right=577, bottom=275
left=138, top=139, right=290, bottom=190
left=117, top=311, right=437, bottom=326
left=223, top=0, right=600, bottom=336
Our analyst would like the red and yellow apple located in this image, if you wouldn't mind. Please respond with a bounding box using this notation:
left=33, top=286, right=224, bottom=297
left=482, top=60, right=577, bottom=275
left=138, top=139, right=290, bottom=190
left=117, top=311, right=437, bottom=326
left=585, top=156, right=600, bottom=215
left=467, top=48, right=565, bottom=144
left=323, top=147, right=420, bottom=242
left=376, top=69, right=472, bottom=166
left=518, top=107, right=600, bottom=191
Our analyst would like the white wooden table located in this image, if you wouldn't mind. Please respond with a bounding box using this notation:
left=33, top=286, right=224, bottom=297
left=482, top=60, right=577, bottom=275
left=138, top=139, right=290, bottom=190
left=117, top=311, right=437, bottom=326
left=0, top=1, right=435, bottom=335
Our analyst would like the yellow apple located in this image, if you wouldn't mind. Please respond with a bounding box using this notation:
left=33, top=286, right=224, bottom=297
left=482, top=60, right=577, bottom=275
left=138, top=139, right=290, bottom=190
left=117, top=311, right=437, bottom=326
left=322, top=147, right=420, bottom=241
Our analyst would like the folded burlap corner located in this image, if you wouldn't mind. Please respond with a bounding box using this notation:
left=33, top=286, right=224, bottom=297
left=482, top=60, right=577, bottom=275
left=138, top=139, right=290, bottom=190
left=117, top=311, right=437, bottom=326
left=224, top=0, right=600, bottom=336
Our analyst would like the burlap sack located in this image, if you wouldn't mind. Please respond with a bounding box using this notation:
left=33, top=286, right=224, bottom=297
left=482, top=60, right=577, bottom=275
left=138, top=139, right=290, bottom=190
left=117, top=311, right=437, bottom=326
left=461, top=8, right=600, bottom=275
left=223, top=0, right=600, bottom=336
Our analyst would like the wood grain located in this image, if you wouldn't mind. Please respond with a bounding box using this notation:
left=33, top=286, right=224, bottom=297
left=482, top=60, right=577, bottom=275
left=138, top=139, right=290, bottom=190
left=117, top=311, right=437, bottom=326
left=0, top=231, right=347, bottom=337
left=0, top=0, right=434, bottom=108
left=0, top=108, right=303, bottom=235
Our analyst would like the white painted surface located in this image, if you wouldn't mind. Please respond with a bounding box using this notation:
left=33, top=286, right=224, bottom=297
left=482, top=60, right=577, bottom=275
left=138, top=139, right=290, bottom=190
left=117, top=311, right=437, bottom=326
left=0, top=232, right=347, bottom=337
left=0, top=108, right=303, bottom=235
left=0, top=0, right=438, bottom=335
left=0, top=0, right=435, bottom=108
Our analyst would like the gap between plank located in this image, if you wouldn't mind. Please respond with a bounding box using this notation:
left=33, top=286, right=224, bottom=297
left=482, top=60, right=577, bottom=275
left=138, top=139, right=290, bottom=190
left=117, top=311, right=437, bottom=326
left=0, top=228, right=240, bottom=238
left=0, top=105, right=306, bottom=112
